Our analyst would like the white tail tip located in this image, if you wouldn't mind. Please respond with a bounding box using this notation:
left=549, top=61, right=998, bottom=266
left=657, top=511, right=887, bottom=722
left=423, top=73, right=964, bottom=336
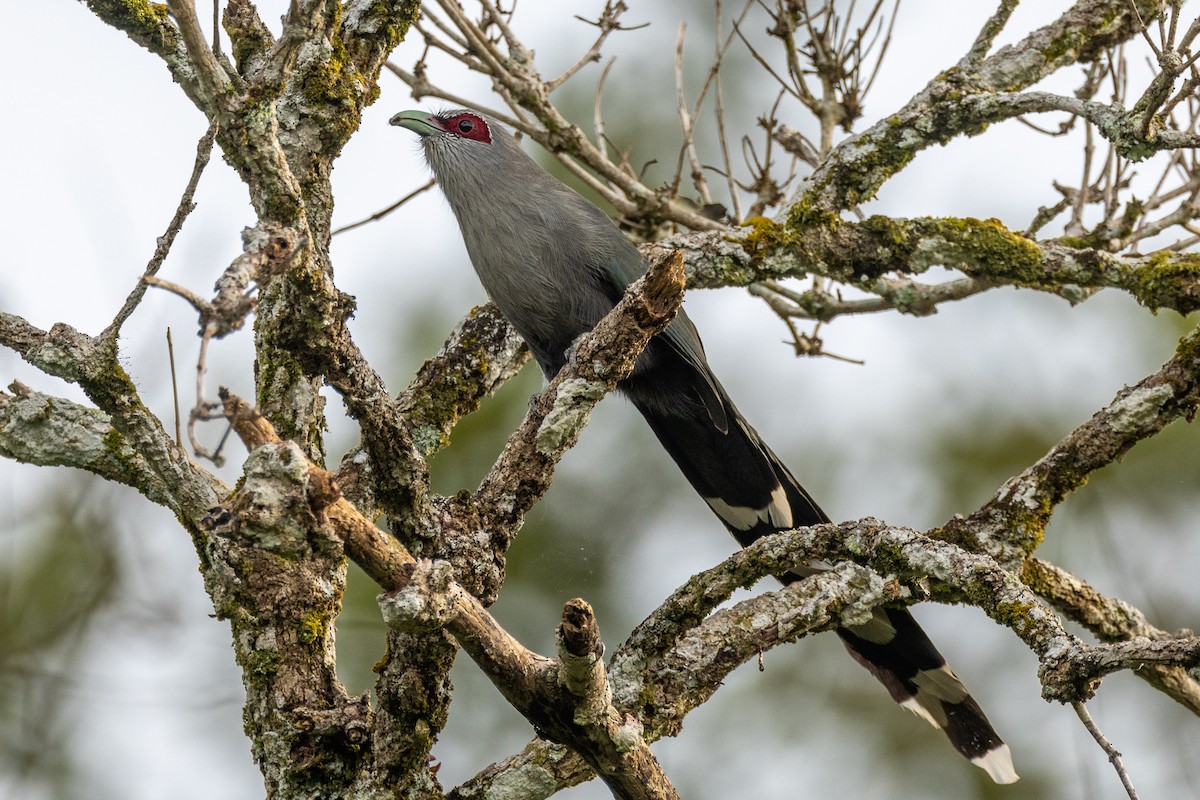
left=972, top=744, right=1019, bottom=784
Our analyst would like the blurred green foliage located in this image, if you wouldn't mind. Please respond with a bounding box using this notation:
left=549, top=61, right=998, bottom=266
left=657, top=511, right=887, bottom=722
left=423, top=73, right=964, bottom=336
left=1, top=483, right=121, bottom=800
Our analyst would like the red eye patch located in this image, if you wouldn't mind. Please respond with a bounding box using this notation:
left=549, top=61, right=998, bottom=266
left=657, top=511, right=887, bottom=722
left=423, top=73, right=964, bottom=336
left=441, top=113, right=492, bottom=144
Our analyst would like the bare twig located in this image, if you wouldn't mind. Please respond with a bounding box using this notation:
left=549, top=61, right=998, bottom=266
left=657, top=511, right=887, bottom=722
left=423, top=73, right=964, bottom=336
left=749, top=274, right=994, bottom=324
left=105, top=122, right=217, bottom=339
left=713, top=4, right=741, bottom=221
left=593, top=57, right=616, bottom=162
left=1073, top=701, right=1142, bottom=800
left=165, top=0, right=233, bottom=103
left=394, top=2, right=726, bottom=230
left=673, top=22, right=713, bottom=204
left=167, top=328, right=182, bottom=448
left=331, top=179, right=437, bottom=236
left=546, top=1, right=634, bottom=92
left=961, top=0, right=1021, bottom=66
left=189, top=322, right=226, bottom=465
left=142, top=276, right=211, bottom=314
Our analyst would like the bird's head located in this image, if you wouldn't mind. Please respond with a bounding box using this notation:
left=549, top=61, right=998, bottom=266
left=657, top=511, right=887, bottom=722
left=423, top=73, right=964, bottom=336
left=391, top=107, right=499, bottom=154
left=390, top=108, right=522, bottom=192
left=390, top=109, right=494, bottom=145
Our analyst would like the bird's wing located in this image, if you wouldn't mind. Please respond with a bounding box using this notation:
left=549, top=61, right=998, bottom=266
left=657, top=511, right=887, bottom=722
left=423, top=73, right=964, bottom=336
left=599, top=239, right=730, bottom=432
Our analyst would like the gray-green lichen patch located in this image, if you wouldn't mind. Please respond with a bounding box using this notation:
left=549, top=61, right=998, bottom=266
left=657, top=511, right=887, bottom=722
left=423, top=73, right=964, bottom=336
left=611, top=715, right=645, bottom=753
left=535, top=378, right=607, bottom=455
left=833, top=566, right=906, bottom=630
left=485, top=761, right=558, bottom=800
left=234, top=442, right=317, bottom=555
left=377, top=560, right=459, bottom=633
left=996, top=474, right=1042, bottom=512
left=1107, top=383, right=1175, bottom=433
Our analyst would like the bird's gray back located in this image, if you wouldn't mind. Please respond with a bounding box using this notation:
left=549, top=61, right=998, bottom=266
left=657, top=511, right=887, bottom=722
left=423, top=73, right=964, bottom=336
left=423, top=126, right=648, bottom=374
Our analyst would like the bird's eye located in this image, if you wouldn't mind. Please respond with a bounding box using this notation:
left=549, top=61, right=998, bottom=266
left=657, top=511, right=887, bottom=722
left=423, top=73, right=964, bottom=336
left=445, top=113, right=491, bottom=143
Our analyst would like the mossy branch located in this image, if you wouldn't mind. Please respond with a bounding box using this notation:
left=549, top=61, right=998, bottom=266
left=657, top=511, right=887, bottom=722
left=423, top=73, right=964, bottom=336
left=1023, top=558, right=1200, bottom=715
left=468, top=251, right=687, bottom=549
left=942, top=324, right=1200, bottom=565
left=795, top=0, right=1167, bottom=211
left=452, top=516, right=1199, bottom=798
left=656, top=215, right=1200, bottom=315
left=0, top=312, right=224, bottom=527
left=0, top=382, right=228, bottom=508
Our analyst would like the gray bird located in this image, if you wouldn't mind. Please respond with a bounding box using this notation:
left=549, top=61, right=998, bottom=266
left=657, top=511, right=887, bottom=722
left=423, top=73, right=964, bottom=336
left=391, top=108, right=1017, bottom=784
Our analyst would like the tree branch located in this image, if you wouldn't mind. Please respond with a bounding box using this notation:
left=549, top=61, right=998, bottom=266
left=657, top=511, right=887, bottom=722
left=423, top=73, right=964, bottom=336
left=1023, top=558, right=1200, bottom=714
left=164, top=0, right=234, bottom=109
left=382, top=564, right=680, bottom=800
left=944, top=324, right=1200, bottom=565
left=336, top=303, right=528, bottom=517
left=0, top=382, right=217, bottom=504
left=105, top=121, right=217, bottom=340
left=1074, top=701, right=1143, bottom=800
left=654, top=215, right=1200, bottom=315
left=796, top=0, right=1167, bottom=211
left=467, top=251, right=686, bottom=548
left=0, top=312, right=223, bottom=526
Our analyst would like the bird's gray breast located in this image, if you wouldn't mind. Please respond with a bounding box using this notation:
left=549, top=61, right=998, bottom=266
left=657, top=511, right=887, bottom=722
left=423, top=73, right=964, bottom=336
left=457, top=194, right=620, bottom=374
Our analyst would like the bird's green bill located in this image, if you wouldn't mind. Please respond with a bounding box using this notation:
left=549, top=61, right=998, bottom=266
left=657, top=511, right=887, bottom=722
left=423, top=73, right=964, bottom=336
left=390, top=110, right=440, bottom=136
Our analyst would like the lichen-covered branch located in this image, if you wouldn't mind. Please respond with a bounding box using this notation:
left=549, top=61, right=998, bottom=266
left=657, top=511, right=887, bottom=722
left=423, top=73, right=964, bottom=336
left=653, top=215, right=1200, bottom=315
left=200, top=436, right=372, bottom=797
left=334, top=302, right=527, bottom=520
left=216, top=389, right=456, bottom=795
left=1023, top=558, right=1200, bottom=715
left=0, top=383, right=219, bottom=505
left=797, top=0, right=1167, bottom=211
left=454, top=514, right=1200, bottom=797
left=220, top=388, right=418, bottom=590
left=467, top=252, right=686, bottom=550
left=395, top=303, right=529, bottom=458
left=0, top=312, right=224, bottom=527
left=943, top=324, right=1200, bottom=566
left=70, top=3, right=440, bottom=794
left=382, top=575, right=680, bottom=800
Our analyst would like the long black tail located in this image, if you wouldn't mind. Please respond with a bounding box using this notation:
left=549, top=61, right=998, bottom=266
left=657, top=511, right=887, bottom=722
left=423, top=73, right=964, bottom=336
left=622, top=359, right=1017, bottom=784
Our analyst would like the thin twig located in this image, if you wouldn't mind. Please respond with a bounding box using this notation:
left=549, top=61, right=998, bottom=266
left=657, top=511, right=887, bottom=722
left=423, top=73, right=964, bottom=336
left=385, top=62, right=525, bottom=129
left=1072, top=701, right=1142, bottom=800
left=331, top=179, right=437, bottom=236
left=546, top=1, right=633, bottom=92
left=593, top=57, right=616, bottom=162
left=714, top=75, right=740, bottom=221
left=1068, top=121, right=1095, bottom=236
left=189, top=322, right=226, bottom=466
left=674, top=22, right=713, bottom=203
left=142, top=275, right=212, bottom=315
left=211, top=0, right=220, bottom=59
left=167, top=327, right=182, bottom=448
left=104, top=122, right=217, bottom=339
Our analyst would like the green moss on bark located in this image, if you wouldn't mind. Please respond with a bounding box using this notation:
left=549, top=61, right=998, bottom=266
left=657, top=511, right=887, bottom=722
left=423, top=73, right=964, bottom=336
left=84, top=0, right=179, bottom=55
left=1132, top=251, right=1200, bottom=312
